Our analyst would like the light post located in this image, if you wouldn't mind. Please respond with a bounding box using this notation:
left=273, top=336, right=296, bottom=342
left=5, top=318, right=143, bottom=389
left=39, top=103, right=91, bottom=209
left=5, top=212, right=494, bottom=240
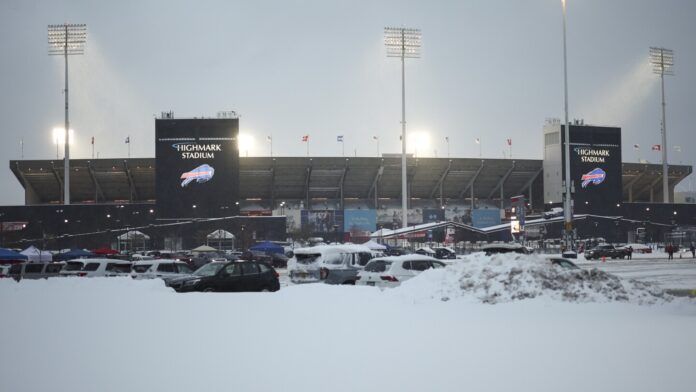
left=48, top=23, right=86, bottom=205
left=560, top=1, right=573, bottom=248
left=385, top=26, right=421, bottom=229
left=649, top=47, right=674, bottom=203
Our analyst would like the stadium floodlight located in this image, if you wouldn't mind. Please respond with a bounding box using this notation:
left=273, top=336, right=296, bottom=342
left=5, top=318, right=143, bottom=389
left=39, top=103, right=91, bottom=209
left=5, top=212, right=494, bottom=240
left=385, top=26, right=421, bottom=229
left=48, top=23, right=87, bottom=205
left=649, top=46, right=674, bottom=203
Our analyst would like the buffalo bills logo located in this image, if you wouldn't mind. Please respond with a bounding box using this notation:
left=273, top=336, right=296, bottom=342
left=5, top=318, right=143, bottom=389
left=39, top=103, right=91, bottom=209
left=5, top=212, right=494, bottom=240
left=581, top=168, right=606, bottom=188
left=180, top=164, right=215, bottom=187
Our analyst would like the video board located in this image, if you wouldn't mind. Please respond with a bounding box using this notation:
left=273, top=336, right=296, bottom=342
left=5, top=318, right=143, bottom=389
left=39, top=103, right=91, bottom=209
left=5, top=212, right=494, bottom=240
left=155, top=118, right=239, bottom=219
left=563, top=125, right=622, bottom=213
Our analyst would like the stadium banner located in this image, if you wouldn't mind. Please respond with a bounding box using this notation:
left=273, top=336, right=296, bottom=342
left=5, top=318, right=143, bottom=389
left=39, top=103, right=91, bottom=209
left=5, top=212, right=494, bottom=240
left=301, top=210, right=344, bottom=233
left=564, top=125, right=622, bottom=212
left=155, top=118, right=239, bottom=219
left=471, top=208, right=501, bottom=228
left=344, top=209, right=377, bottom=237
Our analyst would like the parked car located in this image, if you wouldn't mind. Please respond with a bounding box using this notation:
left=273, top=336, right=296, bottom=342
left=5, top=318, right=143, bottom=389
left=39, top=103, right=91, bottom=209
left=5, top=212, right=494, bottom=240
left=480, top=243, right=530, bottom=255
left=59, top=258, right=132, bottom=277
left=546, top=257, right=581, bottom=269
left=288, top=244, right=378, bottom=285
left=584, top=244, right=629, bottom=260
left=7, top=262, right=65, bottom=281
left=356, top=255, right=446, bottom=288
left=130, top=260, right=194, bottom=280
left=166, top=260, right=280, bottom=293
left=384, top=247, right=411, bottom=256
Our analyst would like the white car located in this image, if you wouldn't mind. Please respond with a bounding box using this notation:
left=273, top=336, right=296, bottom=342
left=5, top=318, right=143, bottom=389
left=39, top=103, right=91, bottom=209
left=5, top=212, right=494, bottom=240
left=130, top=260, right=194, bottom=280
left=356, top=255, right=445, bottom=288
left=59, top=258, right=132, bottom=277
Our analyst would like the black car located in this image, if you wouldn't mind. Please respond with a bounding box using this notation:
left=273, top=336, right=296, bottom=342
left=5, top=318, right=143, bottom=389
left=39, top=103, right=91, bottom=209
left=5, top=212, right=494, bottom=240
left=548, top=257, right=580, bottom=269
left=167, top=261, right=280, bottom=293
left=583, top=244, right=629, bottom=260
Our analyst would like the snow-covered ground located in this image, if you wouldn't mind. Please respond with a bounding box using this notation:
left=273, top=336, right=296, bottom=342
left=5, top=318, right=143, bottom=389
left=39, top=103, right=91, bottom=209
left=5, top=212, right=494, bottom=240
left=2, top=255, right=696, bottom=392
left=576, top=256, right=696, bottom=290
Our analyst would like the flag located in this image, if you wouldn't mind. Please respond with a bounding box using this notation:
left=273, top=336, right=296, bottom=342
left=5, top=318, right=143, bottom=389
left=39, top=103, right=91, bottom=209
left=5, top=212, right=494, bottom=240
left=445, top=136, right=449, bottom=142
left=633, top=144, right=639, bottom=149
left=373, top=136, right=379, bottom=140
left=337, top=135, right=344, bottom=142
left=91, top=136, right=94, bottom=145
left=267, top=136, right=272, bottom=142
left=506, top=138, right=512, bottom=146
left=125, top=136, right=130, bottom=144
left=475, top=138, right=480, bottom=144
left=302, top=135, right=309, bottom=142
left=652, top=144, right=661, bottom=151
left=674, top=145, right=682, bottom=152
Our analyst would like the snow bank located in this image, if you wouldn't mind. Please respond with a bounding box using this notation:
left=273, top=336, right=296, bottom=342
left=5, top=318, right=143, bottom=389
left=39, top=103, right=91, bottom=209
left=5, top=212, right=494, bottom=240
left=1, top=276, right=696, bottom=392
left=392, top=253, right=671, bottom=305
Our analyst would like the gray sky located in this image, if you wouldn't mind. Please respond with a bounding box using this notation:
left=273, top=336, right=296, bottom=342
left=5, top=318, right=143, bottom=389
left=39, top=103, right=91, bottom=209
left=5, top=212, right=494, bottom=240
left=1, top=0, right=695, bottom=205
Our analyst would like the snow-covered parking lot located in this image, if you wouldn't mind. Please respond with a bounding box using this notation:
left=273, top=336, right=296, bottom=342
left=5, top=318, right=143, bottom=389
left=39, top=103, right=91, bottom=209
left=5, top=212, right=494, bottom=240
left=2, top=253, right=696, bottom=392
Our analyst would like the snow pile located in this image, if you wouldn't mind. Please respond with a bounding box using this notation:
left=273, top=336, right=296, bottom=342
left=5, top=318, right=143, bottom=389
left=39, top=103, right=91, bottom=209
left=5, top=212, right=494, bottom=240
left=393, top=253, right=671, bottom=304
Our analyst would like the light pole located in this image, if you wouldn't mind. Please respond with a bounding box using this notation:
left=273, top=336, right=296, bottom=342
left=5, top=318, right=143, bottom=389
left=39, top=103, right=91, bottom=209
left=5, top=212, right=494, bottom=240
left=649, top=47, right=674, bottom=203
left=385, top=26, right=421, bottom=229
left=48, top=23, right=86, bottom=205
left=561, top=1, right=573, bottom=247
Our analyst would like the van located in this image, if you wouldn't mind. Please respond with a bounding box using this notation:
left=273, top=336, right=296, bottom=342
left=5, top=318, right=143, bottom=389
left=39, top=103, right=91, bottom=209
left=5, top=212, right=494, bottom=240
left=8, top=262, right=65, bottom=281
left=288, top=244, right=380, bottom=284
left=60, top=258, right=132, bottom=277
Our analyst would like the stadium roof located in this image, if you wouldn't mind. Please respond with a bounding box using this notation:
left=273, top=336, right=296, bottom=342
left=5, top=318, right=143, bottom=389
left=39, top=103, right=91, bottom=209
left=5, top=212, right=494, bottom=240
left=9, top=157, right=692, bottom=206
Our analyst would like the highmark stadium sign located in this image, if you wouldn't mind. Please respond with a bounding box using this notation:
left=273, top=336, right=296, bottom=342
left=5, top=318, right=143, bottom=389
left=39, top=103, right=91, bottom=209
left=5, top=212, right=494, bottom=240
left=172, top=142, right=224, bottom=159
left=155, top=119, right=240, bottom=219
left=574, top=147, right=612, bottom=163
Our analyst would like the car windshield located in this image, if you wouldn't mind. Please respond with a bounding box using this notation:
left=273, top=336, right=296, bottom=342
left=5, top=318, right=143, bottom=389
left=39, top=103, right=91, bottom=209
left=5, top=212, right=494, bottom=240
left=364, top=260, right=392, bottom=272
left=193, top=262, right=225, bottom=277
left=106, top=263, right=131, bottom=273
left=132, top=264, right=152, bottom=273
left=64, top=261, right=84, bottom=271
left=176, top=264, right=193, bottom=274
left=296, top=253, right=321, bottom=264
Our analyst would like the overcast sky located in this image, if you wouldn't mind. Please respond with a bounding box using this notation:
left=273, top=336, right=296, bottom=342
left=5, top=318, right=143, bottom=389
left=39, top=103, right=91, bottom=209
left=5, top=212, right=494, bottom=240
left=1, top=0, right=695, bottom=205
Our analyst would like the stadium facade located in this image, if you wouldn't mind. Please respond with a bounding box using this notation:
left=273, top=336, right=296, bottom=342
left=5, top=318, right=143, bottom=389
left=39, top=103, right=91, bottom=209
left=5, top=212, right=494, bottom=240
left=1, top=115, right=694, bottom=250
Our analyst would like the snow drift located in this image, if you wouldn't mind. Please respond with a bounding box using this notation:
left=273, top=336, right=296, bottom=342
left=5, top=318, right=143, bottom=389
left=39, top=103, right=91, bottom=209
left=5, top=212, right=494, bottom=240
left=392, top=253, right=671, bottom=305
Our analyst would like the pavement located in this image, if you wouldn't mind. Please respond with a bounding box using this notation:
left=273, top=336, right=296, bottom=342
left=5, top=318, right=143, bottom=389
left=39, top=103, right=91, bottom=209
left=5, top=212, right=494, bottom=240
left=576, top=256, right=696, bottom=291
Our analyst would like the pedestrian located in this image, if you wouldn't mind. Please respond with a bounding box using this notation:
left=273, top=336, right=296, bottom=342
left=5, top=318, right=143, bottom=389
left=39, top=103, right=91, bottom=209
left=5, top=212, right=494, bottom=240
left=627, top=246, right=633, bottom=260
left=690, top=243, right=695, bottom=258
left=667, top=243, right=674, bottom=260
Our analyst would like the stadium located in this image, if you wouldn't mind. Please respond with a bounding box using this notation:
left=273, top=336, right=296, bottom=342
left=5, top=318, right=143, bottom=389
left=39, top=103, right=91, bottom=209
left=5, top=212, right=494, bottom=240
left=1, top=115, right=694, bottom=250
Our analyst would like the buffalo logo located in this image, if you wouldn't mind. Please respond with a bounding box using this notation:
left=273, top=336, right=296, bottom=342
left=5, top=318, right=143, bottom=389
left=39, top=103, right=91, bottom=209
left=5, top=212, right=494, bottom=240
left=581, top=168, right=606, bottom=188
left=180, top=164, right=215, bottom=187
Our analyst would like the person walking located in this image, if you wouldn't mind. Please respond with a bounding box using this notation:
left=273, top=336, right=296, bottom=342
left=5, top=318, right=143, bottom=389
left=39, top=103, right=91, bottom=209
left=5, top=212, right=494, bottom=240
left=666, top=243, right=674, bottom=260
left=690, top=243, right=695, bottom=258
left=627, top=246, right=633, bottom=260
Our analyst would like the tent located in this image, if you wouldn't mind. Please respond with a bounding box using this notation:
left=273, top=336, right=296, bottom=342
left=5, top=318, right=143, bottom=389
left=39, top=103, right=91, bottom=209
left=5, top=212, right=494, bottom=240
left=54, top=248, right=95, bottom=262
left=249, top=241, right=284, bottom=254
left=206, top=229, right=235, bottom=251
left=0, top=248, right=28, bottom=262
left=192, top=245, right=218, bottom=252
left=361, top=240, right=387, bottom=251
left=93, top=247, right=119, bottom=255
left=20, top=246, right=53, bottom=263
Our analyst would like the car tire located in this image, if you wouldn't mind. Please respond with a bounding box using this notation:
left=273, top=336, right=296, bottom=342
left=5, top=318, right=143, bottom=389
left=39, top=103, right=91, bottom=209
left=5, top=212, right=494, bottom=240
left=203, top=287, right=215, bottom=292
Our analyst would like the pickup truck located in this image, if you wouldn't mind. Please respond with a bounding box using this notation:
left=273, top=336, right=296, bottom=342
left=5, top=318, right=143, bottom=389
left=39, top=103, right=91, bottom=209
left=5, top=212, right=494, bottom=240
left=583, top=244, right=629, bottom=260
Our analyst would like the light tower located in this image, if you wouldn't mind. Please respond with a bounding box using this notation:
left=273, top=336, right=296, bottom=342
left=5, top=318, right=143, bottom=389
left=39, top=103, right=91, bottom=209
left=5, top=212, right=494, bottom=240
left=649, top=47, right=674, bottom=203
left=48, top=23, right=87, bottom=205
left=384, top=26, right=421, bottom=229
left=560, top=1, right=573, bottom=247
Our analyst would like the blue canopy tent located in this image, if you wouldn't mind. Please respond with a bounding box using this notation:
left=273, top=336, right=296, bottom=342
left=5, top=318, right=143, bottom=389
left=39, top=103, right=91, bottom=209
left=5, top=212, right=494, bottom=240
left=53, top=248, right=95, bottom=262
left=0, top=248, right=28, bottom=262
left=249, top=241, right=284, bottom=254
